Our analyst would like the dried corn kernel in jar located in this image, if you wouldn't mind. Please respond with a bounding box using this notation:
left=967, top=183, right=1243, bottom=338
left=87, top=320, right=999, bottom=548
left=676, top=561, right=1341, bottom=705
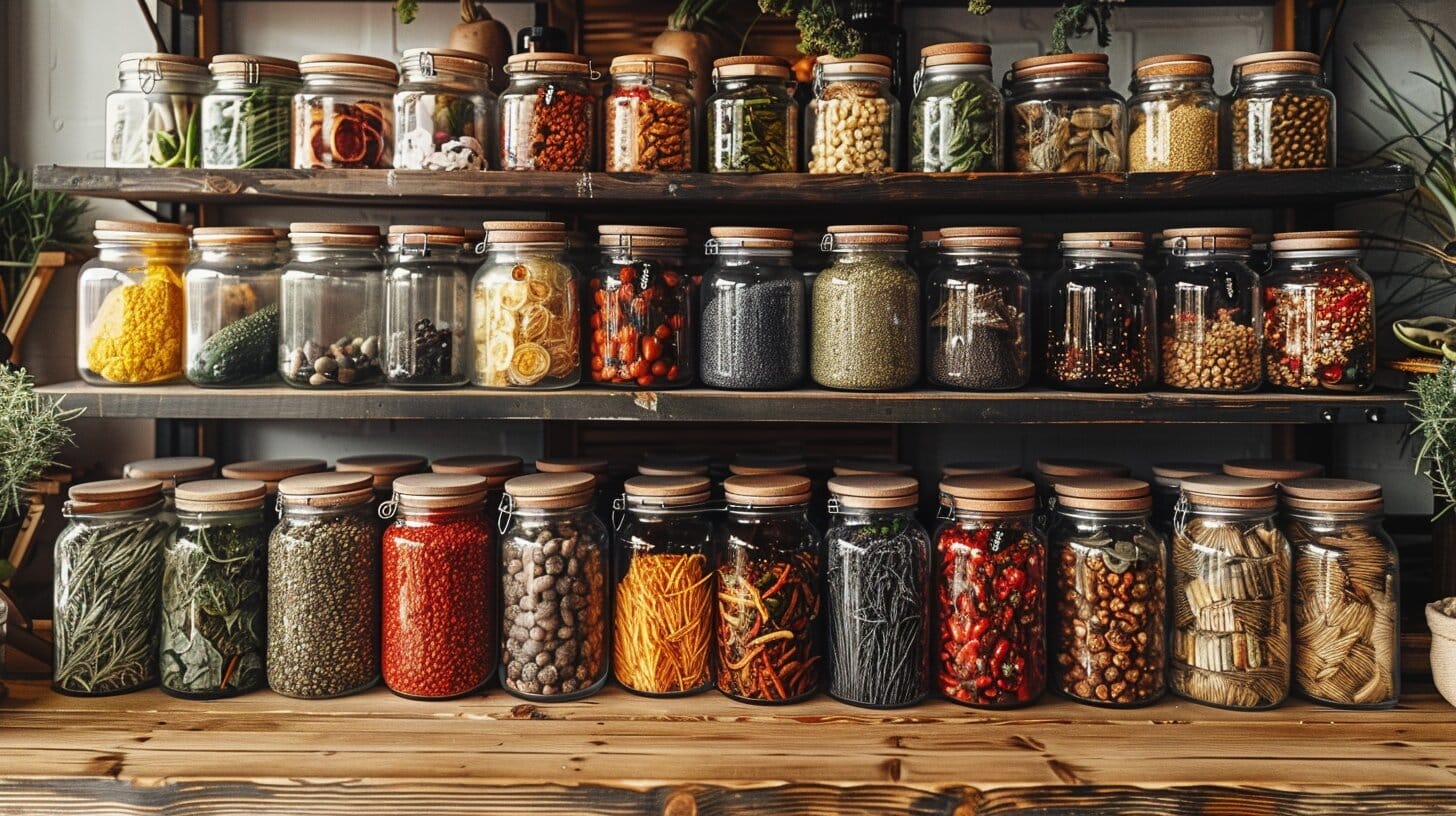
left=77, top=220, right=189, bottom=385
left=807, top=54, right=899, bottom=174
left=607, top=54, right=694, bottom=172
left=471, top=221, right=581, bottom=389
left=1228, top=51, right=1335, bottom=170
left=1127, top=54, right=1219, bottom=172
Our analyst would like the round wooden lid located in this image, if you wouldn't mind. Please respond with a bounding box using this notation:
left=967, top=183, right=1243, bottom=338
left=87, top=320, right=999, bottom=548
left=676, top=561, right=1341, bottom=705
left=289, top=223, right=381, bottom=247
left=336, top=454, right=427, bottom=477
left=1150, top=461, right=1218, bottom=488
left=638, top=464, right=711, bottom=477
left=624, top=475, right=712, bottom=507
left=713, top=55, right=790, bottom=79
left=709, top=227, right=794, bottom=241
left=1061, top=231, right=1145, bottom=251
left=124, top=456, right=216, bottom=485
left=827, top=475, right=918, bottom=509
left=94, top=220, right=189, bottom=242
left=1281, top=478, right=1383, bottom=513
left=536, top=456, right=610, bottom=474
left=277, top=471, right=375, bottom=508
left=1234, top=50, right=1320, bottom=76
left=939, top=475, right=1036, bottom=513
left=118, top=52, right=209, bottom=78
left=221, top=458, right=327, bottom=487
left=642, top=451, right=711, bottom=466
left=431, top=455, right=523, bottom=478
left=1012, top=53, right=1109, bottom=80
left=392, top=473, right=489, bottom=509
left=819, top=53, right=893, bottom=77
left=504, top=472, right=596, bottom=510
left=728, top=453, right=808, bottom=476
left=1161, top=227, right=1252, bottom=252
left=388, top=225, right=466, bottom=238
left=922, top=42, right=992, bottom=68
left=299, top=53, right=398, bottom=82
left=942, top=461, right=1020, bottom=478
left=1271, top=230, right=1362, bottom=253
left=209, top=54, right=300, bottom=79
left=400, top=48, right=491, bottom=79
left=483, top=220, right=567, bottom=245
left=68, top=478, right=165, bottom=513
left=192, top=227, right=278, bottom=246
left=610, top=53, right=690, bottom=77
left=724, top=474, right=812, bottom=507
left=175, top=479, right=267, bottom=513
left=1035, top=458, right=1127, bottom=479
left=1180, top=474, right=1277, bottom=510
left=1222, top=458, right=1324, bottom=482
left=1233, top=50, right=1318, bottom=67
left=1134, top=53, right=1213, bottom=79
left=832, top=458, right=913, bottom=477
left=1054, top=477, right=1152, bottom=511
left=505, top=52, right=591, bottom=75
left=941, top=226, right=1021, bottom=240
left=825, top=224, right=910, bottom=247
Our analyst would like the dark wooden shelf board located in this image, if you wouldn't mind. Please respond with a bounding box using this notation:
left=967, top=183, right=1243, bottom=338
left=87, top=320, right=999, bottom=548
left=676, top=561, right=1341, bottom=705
left=32, top=164, right=1414, bottom=211
left=36, top=381, right=1410, bottom=424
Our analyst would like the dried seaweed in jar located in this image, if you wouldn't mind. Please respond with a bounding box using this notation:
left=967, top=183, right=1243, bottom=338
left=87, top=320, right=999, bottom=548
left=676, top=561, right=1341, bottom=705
left=614, top=553, right=714, bottom=695
left=161, top=517, right=268, bottom=697
left=716, top=550, right=822, bottom=702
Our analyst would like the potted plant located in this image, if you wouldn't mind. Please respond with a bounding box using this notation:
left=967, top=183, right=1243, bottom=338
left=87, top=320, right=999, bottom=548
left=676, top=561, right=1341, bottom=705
left=0, top=157, right=87, bottom=363
left=394, top=1, right=512, bottom=92
left=0, top=367, right=81, bottom=584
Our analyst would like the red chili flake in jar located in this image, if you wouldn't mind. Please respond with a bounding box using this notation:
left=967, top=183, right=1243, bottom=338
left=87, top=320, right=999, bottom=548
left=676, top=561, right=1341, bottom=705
left=381, top=474, right=495, bottom=699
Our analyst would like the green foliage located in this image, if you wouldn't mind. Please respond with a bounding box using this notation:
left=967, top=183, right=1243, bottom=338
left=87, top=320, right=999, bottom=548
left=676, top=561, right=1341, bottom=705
left=0, top=367, right=82, bottom=520
left=1413, top=362, right=1456, bottom=519
left=0, top=158, right=88, bottom=324
left=966, top=0, right=1118, bottom=55
left=669, top=0, right=732, bottom=32
left=759, top=0, right=863, bottom=58
left=393, top=0, right=420, bottom=24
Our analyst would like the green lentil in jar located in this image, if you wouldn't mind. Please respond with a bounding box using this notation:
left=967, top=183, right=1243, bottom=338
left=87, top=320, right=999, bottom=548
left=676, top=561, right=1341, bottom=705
left=811, top=227, right=920, bottom=390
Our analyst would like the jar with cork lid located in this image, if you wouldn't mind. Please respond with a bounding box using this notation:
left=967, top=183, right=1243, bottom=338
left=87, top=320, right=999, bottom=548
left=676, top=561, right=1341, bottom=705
left=1228, top=51, right=1334, bottom=170
left=1032, top=458, right=1128, bottom=528
left=1150, top=461, right=1217, bottom=538
left=185, top=227, right=283, bottom=387
left=706, top=56, right=798, bottom=173
left=202, top=54, right=301, bottom=169
left=221, top=458, right=327, bottom=523
left=498, top=472, right=611, bottom=701
left=379, top=473, right=495, bottom=700
left=472, top=220, right=581, bottom=390
left=1048, top=477, right=1167, bottom=707
left=1043, top=232, right=1157, bottom=391
left=161, top=479, right=270, bottom=699
left=607, top=54, right=695, bottom=172
left=832, top=458, right=912, bottom=478
left=935, top=475, right=1045, bottom=708
left=124, top=456, right=217, bottom=508
left=1126, top=54, right=1220, bottom=172
left=279, top=223, right=385, bottom=389
left=715, top=474, right=823, bottom=704
left=384, top=225, right=471, bottom=387
left=535, top=455, right=615, bottom=522
left=394, top=48, right=494, bottom=171
left=590, top=225, right=694, bottom=388
left=292, top=54, right=397, bottom=169
left=105, top=53, right=210, bottom=168
left=700, top=227, right=806, bottom=390
left=498, top=52, right=596, bottom=171
left=1281, top=478, right=1399, bottom=709
left=910, top=42, right=1001, bottom=172
left=1006, top=53, right=1125, bottom=173
left=812, top=225, right=920, bottom=391
left=77, top=220, right=189, bottom=386
left=336, top=453, right=428, bottom=514
left=53, top=479, right=173, bottom=696
left=1262, top=230, right=1375, bottom=392
left=1171, top=474, right=1292, bottom=710
left=611, top=475, right=716, bottom=697
left=1157, top=227, right=1262, bottom=392
left=431, top=454, right=523, bottom=514
left=925, top=226, right=1030, bottom=390
left=807, top=54, right=898, bottom=173
left=1222, top=458, right=1325, bottom=484
left=638, top=452, right=712, bottom=478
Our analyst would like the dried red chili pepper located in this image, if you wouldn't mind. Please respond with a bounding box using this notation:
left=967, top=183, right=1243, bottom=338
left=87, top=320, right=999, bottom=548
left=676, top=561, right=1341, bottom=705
left=716, top=550, right=822, bottom=703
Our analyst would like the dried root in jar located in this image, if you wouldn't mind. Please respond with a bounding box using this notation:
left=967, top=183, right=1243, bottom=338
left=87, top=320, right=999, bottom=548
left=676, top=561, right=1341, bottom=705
left=1012, top=101, right=1122, bottom=173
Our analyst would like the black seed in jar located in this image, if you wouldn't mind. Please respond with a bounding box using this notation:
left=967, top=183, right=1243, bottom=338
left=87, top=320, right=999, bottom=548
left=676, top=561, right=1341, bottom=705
left=927, top=287, right=1027, bottom=390
left=700, top=274, right=805, bottom=390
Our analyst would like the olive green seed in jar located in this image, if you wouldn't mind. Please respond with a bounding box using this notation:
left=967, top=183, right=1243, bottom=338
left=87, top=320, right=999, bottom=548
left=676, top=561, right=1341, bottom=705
left=811, top=225, right=920, bottom=390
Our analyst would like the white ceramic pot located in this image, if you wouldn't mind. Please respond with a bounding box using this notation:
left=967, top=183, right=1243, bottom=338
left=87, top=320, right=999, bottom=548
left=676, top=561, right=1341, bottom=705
left=1427, top=601, right=1456, bottom=708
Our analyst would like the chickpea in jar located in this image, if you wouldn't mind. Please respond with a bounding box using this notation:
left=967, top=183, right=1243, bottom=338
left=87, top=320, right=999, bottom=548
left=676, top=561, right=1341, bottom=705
left=808, top=54, right=898, bottom=174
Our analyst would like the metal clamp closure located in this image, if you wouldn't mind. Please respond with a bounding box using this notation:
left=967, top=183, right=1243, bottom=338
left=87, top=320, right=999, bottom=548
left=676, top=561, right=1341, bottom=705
left=497, top=492, right=517, bottom=534
left=378, top=492, right=399, bottom=520
left=1173, top=491, right=1190, bottom=535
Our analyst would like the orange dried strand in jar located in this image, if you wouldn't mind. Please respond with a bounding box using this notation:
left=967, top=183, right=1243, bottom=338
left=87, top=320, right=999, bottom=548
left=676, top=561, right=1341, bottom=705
left=613, top=553, right=713, bottom=694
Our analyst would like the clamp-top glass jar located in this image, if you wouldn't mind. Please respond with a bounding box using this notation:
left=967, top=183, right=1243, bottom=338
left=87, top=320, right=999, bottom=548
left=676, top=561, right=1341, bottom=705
left=607, top=54, right=694, bottom=172
left=498, top=472, right=611, bottom=701
left=221, top=458, right=327, bottom=524
left=1126, top=54, right=1219, bottom=172
left=53, top=479, right=173, bottom=696
left=106, top=52, right=210, bottom=168
left=1044, top=232, right=1157, bottom=391
left=384, top=225, right=470, bottom=387
left=471, top=220, right=580, bottom=389
left=706, top=56, right=798, bottom=173
left=202, top=54, right=300, bottom=169
left=1149, top=461, right=1217, bottom=539
left=1282, top=478, right=1399, bottom=709
left=612, top=475, right=716, bottom=697
left=499, top=52, right=596, bottom=171
left=808, top=54, right=898, bottom=173
left=1170, top=475, right=1292, bottom=710
left=925, top=226, right=1030, bottom=390
left=700, top=226, right=806, bottom=390
left=824, top=475, right=932, bottom=709
left=590, top=225, right=694, bottom=388
left=1262, top=230, right=1375, bottom=392
left=812, top=225, right=920, bottom=391
left=1006, top=53, right=1125, bottom=173
left=124, top=456, right=217, bottom=509
left=1157, top=227, right=1262, bottom=392
left=910, top=42, right=1002, bottom=172
left=77, top=220, right=188, bottom=386
left=279, top=223, right=385, bottom=389
left=186, top=227, right=282, bottom=387
left=293, top=53, right=397, bottom=169
left=715, top=474, right=824, bottom=704
left=1229, top=51, right=1335, bottom=170
left=394, top=48, right=494, bottom=171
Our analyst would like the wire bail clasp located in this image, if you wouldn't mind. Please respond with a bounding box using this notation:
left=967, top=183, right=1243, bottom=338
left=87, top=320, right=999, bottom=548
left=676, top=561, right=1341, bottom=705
left=1173, top=491, right=1191, bottom=535
left=497, top=492, right=517, bottom=534
left=936, top=491, right=956, bottom=520
left=378, top=492, right=399, bottom=520
left=612, top=493, right=629, bottom=531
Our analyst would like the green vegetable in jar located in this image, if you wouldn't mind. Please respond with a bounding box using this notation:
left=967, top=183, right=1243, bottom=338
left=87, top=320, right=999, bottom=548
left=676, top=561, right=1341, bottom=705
left=203, top=85, right=293, bottom=169
left=188, top=304, right=279, bottom=386
left=710, top=83, right=796, bottom=173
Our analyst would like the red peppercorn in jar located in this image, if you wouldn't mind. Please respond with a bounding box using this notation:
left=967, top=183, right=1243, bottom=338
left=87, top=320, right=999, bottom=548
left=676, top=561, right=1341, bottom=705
left=380, top=473, right=495, bottom=699
left=589, top=225, right=694, bottom=388
left=1262, top=230, right=1376, bottom=392
left=935, top=476, right=1046, bottom=708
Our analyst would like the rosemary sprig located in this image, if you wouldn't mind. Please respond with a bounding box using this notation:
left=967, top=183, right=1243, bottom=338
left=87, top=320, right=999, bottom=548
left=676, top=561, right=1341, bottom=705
left=0, top=158, right=88, bottom=325
left=0, top=367, right=82, bottom=520
left=1412, top=362, right=1456, bottom=519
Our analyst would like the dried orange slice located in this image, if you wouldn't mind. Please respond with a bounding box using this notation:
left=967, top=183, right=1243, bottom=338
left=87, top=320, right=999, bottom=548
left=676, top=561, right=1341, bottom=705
left=496, top=281, right=528, bottom=312
left=518, top=304, right=551, bottom=341
left=330, top=116, right=366, bottom=164
left=508, top=342, right=551, bottom=386
left=548, top=347, right=577, bottom=378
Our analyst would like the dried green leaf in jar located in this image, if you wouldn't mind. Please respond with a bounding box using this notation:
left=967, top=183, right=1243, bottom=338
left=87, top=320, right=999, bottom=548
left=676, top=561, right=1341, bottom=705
left=910, top=43, right=1002, bottom=173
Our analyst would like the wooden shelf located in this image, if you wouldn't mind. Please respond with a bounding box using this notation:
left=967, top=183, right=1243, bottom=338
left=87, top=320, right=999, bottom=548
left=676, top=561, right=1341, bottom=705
left=32, top=164, right=1414, bottom=212
left=36, top=381, right=1410, bottom=424
left=0, top=681, right=1452, bottom=814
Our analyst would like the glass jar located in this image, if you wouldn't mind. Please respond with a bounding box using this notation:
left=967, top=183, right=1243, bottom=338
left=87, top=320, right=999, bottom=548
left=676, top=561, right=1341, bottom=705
left=1032, top=458, right=1127, bottom=528
left=431, top=454, right=524, bottom=517
left=699, top=227, right=806, bottom=390
left=1157, top=227, right=1262, bottom=392
left=499, top=52, right=596, bottom=171
left=1006, top=53, right=1125, bottom=173
left=279, top=223, right=385, bottom=388
left=1229, top=51, right=1334, bottom=170
left=1049, top=478, right=1166, bottom=707
left=124, top=456, right=217, bottom=511
left=383, top=225, right=470, bottom=387
left=1262, top=231, right=1376, bottom=392
left=267, top=472, right=381, bottom=698
left=1171, top=475, right=1292, bottom=709
left=1150, top=462, right=1217, bottom=540
left=105, top=52, right=209, bottom=168
left=498, top=472, right=611, bottom=701
left=471, top=221, right=581, bottom=389
left=807, top=54, right=898, bottom=173
left=590, top=226, right=694, bottom=388
left=606, top=54, right=694, bottom=172
left=910, top=42, right=1002, bottom=172
left=202, top=54, right=301, bottom=169
left=706, top=56, right=798, bottom=173
left=1044, top=232, right=1157, bottom=391
left=535, top=456, right=616, bottom=524
left=336, top=453, right=429, bottom=516
left=77, top=220, right=188, bottom=386
left=394, top=48, right=494, bottom=171
left=53, top=479, right=173, bottom=696
left=612, top=475, right=715, bottom=697
left=716, top=475, right=823, bottom=704
left=380, top=474, right=495, bottom=700
left=812, top=225, right=919, bottom=390
left=1282, top=478, right=1399, bottom=709
left=161, top=479, right=270, bottom=699
left=1127, top=54, right=1219, bottom=172
left=221, top=458, right=327, bottom=524
left=293, top=53, right=397, bottom=169
left=185, top=227, right=282, bottom=387
left=936, top=476, right=1045, bottom=708
left=925, top=227, right=1030, bottom=390
left=824, top=476, right=931, bottom=708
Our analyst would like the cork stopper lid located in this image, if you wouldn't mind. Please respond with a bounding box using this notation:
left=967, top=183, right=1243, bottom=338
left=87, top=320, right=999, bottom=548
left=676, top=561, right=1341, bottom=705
left=941, top=225, right=1023, bottom=250
left=1271, top=230, right=1362, bottom=253
left=124, top=456, right=216, bottom=488
left=728, top=452, right=807, bottom=476
left=192, top=226, right=279, bottom=246
left=175, top=479, right=268, bottom=513
left=336, top=454, right=427, bottom=488
left=724, top=474, right=812, bottom=507
left=1054, top=477, right=1152, bottom=511
left=940, top=475, right=1036, bottom=513
left=921, top=42, right=992, bottom=68
left=387, top=224, right=467, bottom=247
left=391, top=473, right=490, bottom=510
left=504, top=472, right=596, bottom=510
left=1222, top=458, right=1324, bottom=483
left=431, top=455, right=524, bottom=485
left=832, top=458, right=913, bottom=477
left=1012, top=52, right=1109, bottom=80
left=1161, top=226, right=1252, bottom=252
left=401, top=48, right=491, bottom=79
left=118, top=52, right=209, bottom=78
left=299, top=53, right=398, bottom=83
left=1150, top=461, right=1218, bottom=489
left=505, top=51, right=591, bottom=76
left=68, top=479, right=165, bottom=514
left=943, top=461, right=1020, bottom=478
left=1281, top=478, right=1383, bottom=513
left=221, top=458, right=327, bottom=492
left=624, top=475, right=712, bottom=508
left=639, top=452, right=711, bottom=477
left=94, top=220, right=189, bottom=243
left=289, top=223, right=382, bottom=247
left=827, top=475, right=918, bottom=509
left=598, top=224, right=689, bottom=249
left=536, top=456, right=610, bottom=475
left=713, top=55, right=791, bottom=79
left=1061, top=231, right=1145, bottom=251
left=483, top=220, right=567, bottom=245
left=277, top=471, right=376, bottom=508
left=1180, top=474, right=1277, bottom=510
left=210, top=54, right=300, bottom=80
left=825, top=224, right=910, bottom=247
left=1035, top=458, right=1128, bottom=480
left=611, top=53, right=690, bottom=77
left=1235, top=50, right=1321, bottom=77
left=638, top=463, right=711, bottom=477
left=709, top=226, right=794, bottom=249
left=819, top=53, right=893, bottom=78
left=1134, top=53, right=1213, bottom=79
